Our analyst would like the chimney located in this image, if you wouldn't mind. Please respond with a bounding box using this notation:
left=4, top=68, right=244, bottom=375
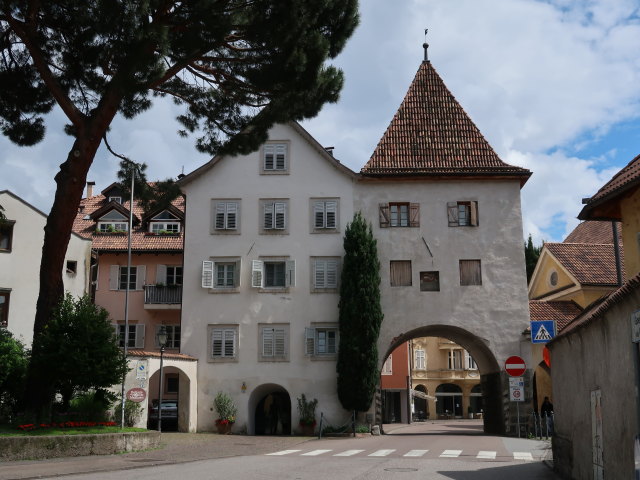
left=324, top=146, right=335, bottom=157
left=86, top=181, right=95, bottom=198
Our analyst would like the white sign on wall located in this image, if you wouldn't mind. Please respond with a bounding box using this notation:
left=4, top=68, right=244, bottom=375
left=509, top=377, right=524, bottom=402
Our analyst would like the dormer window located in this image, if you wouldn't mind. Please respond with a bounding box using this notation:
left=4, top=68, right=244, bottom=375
left=148, top=210, right=181, bottom=234
left=109, top=196, right=122, bottom=204
left=97, top=210, right=128, bottom=233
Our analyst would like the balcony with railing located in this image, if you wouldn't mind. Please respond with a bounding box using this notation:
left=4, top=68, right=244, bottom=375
left=144, top=284, right=182, bottom=309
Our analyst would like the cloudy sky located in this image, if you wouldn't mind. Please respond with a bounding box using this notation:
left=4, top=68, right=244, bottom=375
left=2, top=0, right=640, bottom=242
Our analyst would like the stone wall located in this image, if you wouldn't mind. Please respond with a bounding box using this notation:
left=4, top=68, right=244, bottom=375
left=0, top=432, right=160, bottom=461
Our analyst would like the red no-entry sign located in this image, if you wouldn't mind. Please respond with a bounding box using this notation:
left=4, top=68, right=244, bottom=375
left=505, top=355, right=526, bottom=377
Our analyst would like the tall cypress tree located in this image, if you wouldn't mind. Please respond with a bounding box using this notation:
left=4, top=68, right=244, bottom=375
left=0, top=1, right=358, bottom=415
left=337, top=212, right=383, bottom=412
left=524, top=234, right=542, bottom=283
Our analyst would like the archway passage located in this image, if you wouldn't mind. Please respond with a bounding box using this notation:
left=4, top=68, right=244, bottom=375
left=146, top=365, right=190, bottom=432
left=381, top=324, right=503, bottom=434
left=250, top=384, right=291, bottom=435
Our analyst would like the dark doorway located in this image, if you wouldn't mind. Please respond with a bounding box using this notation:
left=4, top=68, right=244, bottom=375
left=436, top=383, right=463, bottom=418
left=255, top=391, right=291, bottom=435
left=413, top=385, right=428, bottom=421
left=382, top=391, right=402, bottom=423
left=470, top=383, right=483, bottom=415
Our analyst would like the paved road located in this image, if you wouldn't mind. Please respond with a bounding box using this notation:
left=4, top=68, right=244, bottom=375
left=0, top=421, right=559, bottom=480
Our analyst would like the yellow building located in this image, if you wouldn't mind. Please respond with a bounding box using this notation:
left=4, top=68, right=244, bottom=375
left=409, top=337, right=481, bottom=420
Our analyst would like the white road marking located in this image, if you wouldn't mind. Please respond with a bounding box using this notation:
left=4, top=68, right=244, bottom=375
left=476, top=451, right=497, bottom=459
left=334, top=449, right=365, bottom=457
left=440, top=450, right=462, bottom=458
left=513, top=452, right=534, bottom=461
left=368, top=449, right=395, bottom=457
left=301, top=449, right=333, bottom=456
left=266, top=450, right=302, bottom=456
left=403, top=450, right=428, bottom=457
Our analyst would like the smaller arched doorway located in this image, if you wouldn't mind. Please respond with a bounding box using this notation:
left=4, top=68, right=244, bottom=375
left=436, top=383, right=463, bottom=418
left=249, top=384, right=291, bottom=435
left=413, top=384, right=429, bottom=421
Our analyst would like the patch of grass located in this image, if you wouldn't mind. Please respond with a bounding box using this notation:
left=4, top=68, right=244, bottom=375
left=0, top=426, right=146, bottom=437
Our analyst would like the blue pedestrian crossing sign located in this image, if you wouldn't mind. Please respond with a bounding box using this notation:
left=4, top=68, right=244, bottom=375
left=531, top=320, right=556, bottom=344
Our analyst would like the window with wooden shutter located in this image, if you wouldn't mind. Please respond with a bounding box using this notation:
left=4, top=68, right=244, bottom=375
left=305, top=328, right=315, bottom=355
left=202, top=261, right=214, bottom=288
left=260, top=325, right=288, bottom=360
left=252, top=260, right=264, bottom=288
left=263, top=143, right=288, bottom=172
left=381, top=356, right=393, bottom=374
left=390, top=260, right=412, bottom=286
left=262, top=200, right=288, bottom=232
left=135, top=266, right=146, bottom=290
left=313, top=200, right=338, bottom=230
left=409, top=203, right=420, bottom=227
left=313, top=258, right=339, bottom=290
left=448, top=201, right=479, bottom=227
left=379, top=203, right=390, bottom=228
left=211, top=327, right=237, bottom=358
left=134, top=324, right=145, bottom=348
left=390, top=203, right=409, bottom=227
left=459, top=259, right=482, bottom=286
left=156, top=265, right=167, bottom=284
left=213, top=200, right=240, bottom=232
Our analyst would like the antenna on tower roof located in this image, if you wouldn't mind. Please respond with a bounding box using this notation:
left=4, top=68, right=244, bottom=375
left=423, top=28, right=429, bottom=62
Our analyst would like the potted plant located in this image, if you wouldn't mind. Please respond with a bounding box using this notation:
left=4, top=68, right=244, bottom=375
left=297, top=393, right=318, bottom=435
left=214, top=391, right=237, bottom=434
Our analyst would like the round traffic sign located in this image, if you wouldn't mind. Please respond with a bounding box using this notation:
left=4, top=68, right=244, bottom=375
left=505, top=355, right=526, bottom=376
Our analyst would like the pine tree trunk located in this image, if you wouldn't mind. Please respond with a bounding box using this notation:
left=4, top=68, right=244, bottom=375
left=24, top=108, right=119, bottom=417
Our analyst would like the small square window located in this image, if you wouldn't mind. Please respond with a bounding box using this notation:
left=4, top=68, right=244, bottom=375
left=202, top=259, right=241, bottom=291
left=312, top=199, right=339, bottom=231
left=66, top=260, right=78, bottom=275
left=251, top=259, right=295, bottom=290
left=259, top=324, right=289, bottom=361
left=447, top=201, right=479, bottom=227
left=305, top=325, right=338, bottom=356
left=211, top=200, right=240, bottom=234
left=459, top=260, right=482, bottom=286
left=420, top=271, right=440, bottom=291
left=390, top=260, right=412, bottom=286
left=262, top=143, right=289, bottom=173
left=166, top=375, right=179, bottom=394
left=261, top=200, right=288, bottom=233
left=208, top=325, right=238, bottom=362
left=312, top=258, right=340, bottom=291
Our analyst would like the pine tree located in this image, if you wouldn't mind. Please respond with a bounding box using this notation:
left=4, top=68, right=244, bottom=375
left=337, top=212, right=383, bottom=413
left=1, top=1, right=358, bottom=415
left=525, top=234, right=543, bottom=283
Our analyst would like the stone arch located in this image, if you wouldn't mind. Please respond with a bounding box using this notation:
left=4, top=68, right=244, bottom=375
left=380, top=324, right=504, bottom=433
left=147, top=364, right=191, bottom=432
left=248, top=383, right=291, bottom=435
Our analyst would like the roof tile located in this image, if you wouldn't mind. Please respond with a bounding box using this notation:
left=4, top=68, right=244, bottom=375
left=529, top=300, right=582, bottom=332
left=545, top=243, right=624, bottom=286
left=361, top=61, right=530, bottom=179
left=581, top=153, right=640, bottom=215
left=563, top=221, right=622, bottom=244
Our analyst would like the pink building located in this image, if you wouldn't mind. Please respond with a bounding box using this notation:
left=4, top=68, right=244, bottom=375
left=72, top=182, right=197, bottom=431
left=380, top=342, right=410, bottom=424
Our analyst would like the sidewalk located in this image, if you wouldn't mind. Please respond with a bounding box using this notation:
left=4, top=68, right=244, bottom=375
left=0, top=432, right=314, bottom=480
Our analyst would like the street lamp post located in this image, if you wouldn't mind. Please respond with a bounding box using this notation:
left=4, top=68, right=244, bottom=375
left=157, top=325, right=168, bottom=433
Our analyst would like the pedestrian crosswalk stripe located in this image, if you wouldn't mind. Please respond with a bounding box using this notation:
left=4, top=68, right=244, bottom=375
left=476, top=451, right=496, bottom=459
left=440, top=450, right=462, bottom=458
left=514, top=452, right=534, bottom=461
left=266, top=450, right=302, bottom=456
left=403, top=450, right=428, bottom=457
left=334, top=450, right=365, bottom=457
left=301, top=449, right=332, bottom=456
left=368, top=449, right=395, bottom=457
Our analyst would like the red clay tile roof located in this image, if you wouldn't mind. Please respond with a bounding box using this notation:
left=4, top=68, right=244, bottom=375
left=579, top=153, right=640, bottom=220
left=529, top=300, right=582, bottom=332
left=127, top=349, right=197, bottom=361
left=563, top=221, right=622, bottom=244
left=72, top=191, right=184, bottom=252
left=361, top=61, right=531, bottom=180
left=551, top=272, right=640, bottom=340
left=545, top=242, right=624, bottom=286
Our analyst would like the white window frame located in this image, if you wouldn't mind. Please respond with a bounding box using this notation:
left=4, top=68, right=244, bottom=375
left=464, top=350, right=477, bottom=370
left=212, top=200, right=240, bottom=233
left=381, top=356, right=393, bottom=375
left=259, top=324, right=289, bottom=361
left=305, top=325, right=338, bottom=357
left=448, top=350, right=463, bottom=370
left=110, top=265, right=145, bottom=291
left=312, top=199, right=339, bottom=231
left=252, top=258, right=295, bottom=290
left=108, top=196, right=122, bottom=204
left=155, top=324, right=180, bottom=349
left=414, top=349, right=426, bottom=370
left=208, top=325, right=238, bottom=362
left=312, top=257, right=339, bottom=291
left=98, top=221, right=128, bottom=233
left=202, top=258, right=241, bottom=292
left=113, top=323, right=145, bottom=348
left=261, top=199, right=288, bottom=233
left=150, top=221, right=180, bottom=233
left=261, top=142, right=289, bottom=173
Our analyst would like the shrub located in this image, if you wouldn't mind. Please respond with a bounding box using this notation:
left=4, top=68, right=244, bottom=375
left=213, top=392, right=237, bottom=423
left=113, top=399, right=143, bottom=427
left=0, top=329, right=29, bottom=423
left=66, top=390, right=115, bottom=422
left=297, top=394, right=318, bottom=426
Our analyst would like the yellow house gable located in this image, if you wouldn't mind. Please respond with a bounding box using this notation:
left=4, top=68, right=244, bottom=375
left=528, top=248, right=576, bottom=300
left=620, top=188, right=640, bottom=278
